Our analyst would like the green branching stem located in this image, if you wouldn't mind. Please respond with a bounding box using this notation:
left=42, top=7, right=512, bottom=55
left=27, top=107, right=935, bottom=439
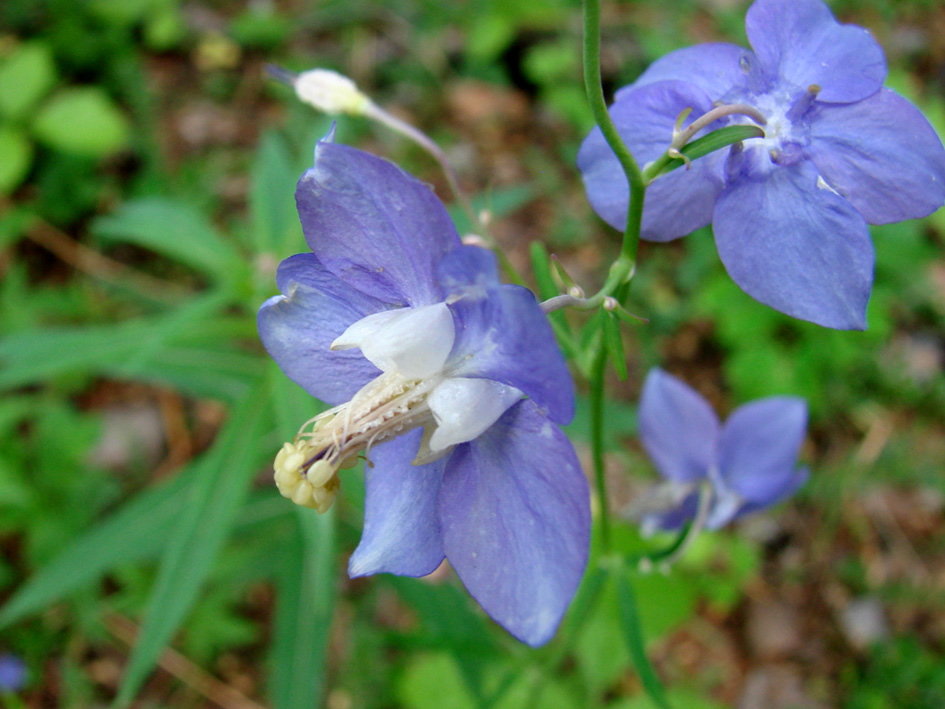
left=583, top=0, right=645, bottom=278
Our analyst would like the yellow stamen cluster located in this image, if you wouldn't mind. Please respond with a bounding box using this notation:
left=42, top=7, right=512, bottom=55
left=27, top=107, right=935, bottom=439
left=273, top=440, right=340, bottom=512
left=272, top=371, right=440, bottom=512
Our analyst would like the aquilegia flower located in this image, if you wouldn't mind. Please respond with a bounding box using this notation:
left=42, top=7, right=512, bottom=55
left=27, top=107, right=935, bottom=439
left=578, top=0, right=945, bottom=330
left=630, top=368, right=808, bottom=533
left=257, top=133, right=590, bottom=646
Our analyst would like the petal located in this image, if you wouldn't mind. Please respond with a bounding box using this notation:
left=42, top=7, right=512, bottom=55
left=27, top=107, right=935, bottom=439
left=618, top=43, right=751, bottom=100
left=578, top=80, right=725, bottom=240
left=732, top=466, right=809, bottom=520
left=427, top=377, right=523, bottom=451
left=446, top=285, right=574, bottom=424
left=258, top=253, right=384, bottom=405
left=348, top=428, right=446, bottom=577
left=638, top=368, right=719, bottom=484
left=435, top=245, right=500, bottom=297
left=296, top=139, right=461, bottom=306
left=718, top=397, right=808, bottom=504
left=713, top=159, right=874, bottom=329
left=335, top=302, right=455, bottom=379
left=745, top=0, right=886, bottom=103
left=808, top=89, right=945, bottom=224
left=438, top=400, right=590, bottom=646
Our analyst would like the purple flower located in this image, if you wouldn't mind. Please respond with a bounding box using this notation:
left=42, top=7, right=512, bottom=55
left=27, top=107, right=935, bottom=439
left=0, top=654, right=26, bottom=692
left=632, top=369, right=808, bottom=532
left=578, top=0, right=945, bottom=330
left=257, top=134, right=590, bottom=646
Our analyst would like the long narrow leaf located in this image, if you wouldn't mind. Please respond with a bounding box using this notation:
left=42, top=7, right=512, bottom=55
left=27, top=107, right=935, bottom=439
left=615, top=564, right=671, bottom=709
left=113, top=382, right=270, bottom=706
left=250, top=132, right=302, bottom=256
left=267, top=366, right=337, bottom=709
left=93, top=198, right=243, bottom=281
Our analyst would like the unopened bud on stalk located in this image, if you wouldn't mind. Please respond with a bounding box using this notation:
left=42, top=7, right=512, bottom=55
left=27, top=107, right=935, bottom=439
left=266, top=65, right=370, bottom=116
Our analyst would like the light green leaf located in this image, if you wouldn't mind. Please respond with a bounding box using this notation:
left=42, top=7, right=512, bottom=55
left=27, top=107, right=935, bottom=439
left=32, top=87, right=130, bottom=156
left=396, top=653, right=478, bottom=709
left=0, top=42, right=57, bottom=120
left=114, top=382, right=270, bottom=706
left=93, top=198, right=242, bottom=281
left=658, top=124, right=766, bottom=176
left=0, top=126, right=33, bottom=194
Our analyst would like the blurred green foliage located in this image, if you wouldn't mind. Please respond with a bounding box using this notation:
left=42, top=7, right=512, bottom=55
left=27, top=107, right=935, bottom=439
left=1, top=0, right=944, bottom=706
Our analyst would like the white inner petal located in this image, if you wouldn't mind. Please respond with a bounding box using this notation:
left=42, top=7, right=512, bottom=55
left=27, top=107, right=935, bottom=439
left=427, top=377, right=524, bottom=451
left=331, top=308, right=404, bottom=351
left=339, top=303, right=455, bottom=379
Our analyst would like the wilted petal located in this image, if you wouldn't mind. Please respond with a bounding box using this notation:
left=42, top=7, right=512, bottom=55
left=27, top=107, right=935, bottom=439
left=438, top=400, right=590, bottom=646
left=808, top=88, right=945, bottom=224
left=713, top=160, right=874, bottom=329
left=638, top=368, right=719, bottom=484
left=348, top=429, right=446, bottom=577
left=718, top=397, right=808, bottom=504
left=578, top=80, right=725, bottom=240
left=620, top=43, right=751, bottom=100
left=258, top=253, right=384, bottom=405
left=427, top=377, right=523, bottom=451
left=296, top=139, right=461, bottom=306
left=446, top=285, right=574, bottom=424
left=745, top=0, right=885, bottom=103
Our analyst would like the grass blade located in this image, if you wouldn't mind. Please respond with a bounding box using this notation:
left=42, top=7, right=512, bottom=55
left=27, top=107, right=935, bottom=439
left=113, top=381, right=269, bottom=706
left=615, top=563, right=671, bottom=709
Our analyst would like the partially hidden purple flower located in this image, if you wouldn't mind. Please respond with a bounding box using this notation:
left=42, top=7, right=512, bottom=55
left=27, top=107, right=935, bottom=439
left=257, top=133, right=590, bottom=646
left=578, top=0, right=945, bottom=330
left=0, top=654, right=26, bottom=692
left=631, top=368, right=808, bottom=532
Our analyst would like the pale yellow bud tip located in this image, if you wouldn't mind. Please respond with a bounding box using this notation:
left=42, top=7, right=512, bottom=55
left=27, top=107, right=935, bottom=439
left=295, top=69, right=369, bottom=115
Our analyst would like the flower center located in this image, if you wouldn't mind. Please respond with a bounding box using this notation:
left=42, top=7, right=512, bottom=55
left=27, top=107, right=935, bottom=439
left=274, top=370, right=441, bottom=511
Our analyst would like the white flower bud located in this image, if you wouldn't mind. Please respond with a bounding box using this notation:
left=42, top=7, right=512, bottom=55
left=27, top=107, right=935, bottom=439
left=294, top=69, right=369, bottom=115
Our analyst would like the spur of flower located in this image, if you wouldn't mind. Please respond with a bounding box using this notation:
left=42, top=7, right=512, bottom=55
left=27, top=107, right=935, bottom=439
left=630, top=369, right=808, bottom=533
left=578, top=0, right=945, bottom=330
left=257, top=133, right=590, bottom=646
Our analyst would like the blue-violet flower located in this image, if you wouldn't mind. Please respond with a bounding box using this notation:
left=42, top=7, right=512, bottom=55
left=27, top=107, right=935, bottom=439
left=631, top=368, right=809, bottom=532
left=257, top=133, right=590, bottom=646
left=578, top=0, right=945, bottom=330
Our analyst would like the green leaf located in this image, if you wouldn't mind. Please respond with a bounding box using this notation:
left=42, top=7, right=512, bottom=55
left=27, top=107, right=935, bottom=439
left=250, top=132, right=302, bottom=256
left=113, top=381, right=269, bottom=706
left=658, top=124, right=765, bottom=176
left=0, top=471, right=191, bottom=629
left=0, top=42, right=57, bottom=120
left=615, top=565, right=671, bottom=709
left=0, top=126, right=33, bottom=194
left=267, top=366, right=336, bottom=709
left=93, top=198, right=242, bottom=281
left=269, top=508, right=337, bottom=709
left=396, top=653, right=478, bottom=709
left=32, top=88, right=130, bottom=156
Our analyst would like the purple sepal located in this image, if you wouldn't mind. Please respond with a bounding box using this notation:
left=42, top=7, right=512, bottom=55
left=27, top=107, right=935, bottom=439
left=578, top=80, right=725, bottom=240
left=438, top=400, right=590, bottom=646
left=296, top=139, right=461, bottom=307
left=713, top=160, right=873, bottom=330
left=348, top=429, right=446, bottom=578
left=745, top=0, right=886, bottom=103
left=258, top=253, right=385, bottom=405
left=447, top=285, right=575, bottom=424
left=808, top=89, right=945, bottom=224
left=638, top=369, right=719, bottom=484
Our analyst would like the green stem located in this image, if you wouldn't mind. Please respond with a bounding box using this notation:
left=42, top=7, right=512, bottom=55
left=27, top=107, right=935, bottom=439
left=582, top=0, right=646, bottom=267
left=589, top=346, right=611, bottom=551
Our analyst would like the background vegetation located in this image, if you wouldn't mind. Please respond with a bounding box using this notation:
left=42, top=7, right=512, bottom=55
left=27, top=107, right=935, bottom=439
left=1, top=0, right=944, bottom=706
